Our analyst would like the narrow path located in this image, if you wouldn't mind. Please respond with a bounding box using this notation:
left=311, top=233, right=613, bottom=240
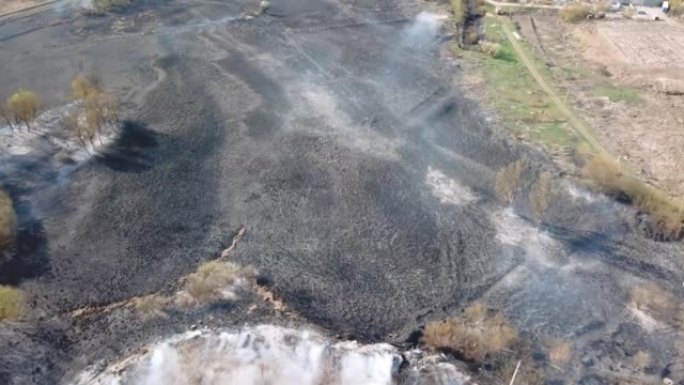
left=484, top=0, right=561, bottom=10
left=495, top=14, right=608, bottom=155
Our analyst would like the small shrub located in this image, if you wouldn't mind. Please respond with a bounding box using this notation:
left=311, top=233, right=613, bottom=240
left=529, top=171, right=553, bottom=222
left=632, top=351, right=651, bottom=370
left=0, top=285, right=25, bottom=321
left=623, top=6, right=636, bottom=18
left=582, top=154, right=622, bottom=188
left=134, top=294, right=169, bottom=321
left=451, top=0, right=467, bottom=24
left=630, top=283, right=677, bottom=321
left=480, top=41, right=502, bottom=58
left=560, top=3, right=592, bottom=23
left=185, top=261, right=253, bottom=301
left=6, top=89, right=40, bottom=130
left=422, top=303, right=518, bottom=361
left=0, top=189, right=17, bottom=255
left=496, top=157, right=529, bottom=204
left=547, top=339, right=572, bottom=367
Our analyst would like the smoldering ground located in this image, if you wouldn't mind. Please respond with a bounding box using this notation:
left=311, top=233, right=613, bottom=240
left=0, top=0, right=683, bottom=384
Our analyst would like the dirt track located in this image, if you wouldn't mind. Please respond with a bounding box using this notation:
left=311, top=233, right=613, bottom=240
left=1, top=1, right=684, bottom=384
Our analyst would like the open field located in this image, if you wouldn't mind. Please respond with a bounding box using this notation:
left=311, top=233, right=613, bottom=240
left=513, top=15, right=684, bottom=200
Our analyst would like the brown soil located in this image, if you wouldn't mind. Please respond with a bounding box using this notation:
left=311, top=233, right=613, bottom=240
left=515, top=14, right=684, bottom=201
left=0, top=0, right=43, bottom=16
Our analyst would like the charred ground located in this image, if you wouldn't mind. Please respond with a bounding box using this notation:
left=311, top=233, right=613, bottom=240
left=0, top=0, right=683, bottom=384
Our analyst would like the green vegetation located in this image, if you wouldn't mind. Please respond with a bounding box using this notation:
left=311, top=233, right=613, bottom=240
left=560, top=3, right=591, bottom=23
left=5, top=89, right=40, bottom=131
left=474, top=16, right=579, bottom=151
left=0, top=189, right=17, bottom=255
left=451, top=0, right=467, bottom=25
left=422, top=303, right=518, bottom=360
left=495, top=157, right=529, bottom=203
left=0, top=285, right=25, bottom=321
left=583, top=155, right=683, bottom=241
left=593, top=84, right=641, bottom=103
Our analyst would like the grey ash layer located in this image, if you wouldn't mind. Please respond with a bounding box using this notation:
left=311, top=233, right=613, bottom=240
left=0, top=0, right=682, bottom=384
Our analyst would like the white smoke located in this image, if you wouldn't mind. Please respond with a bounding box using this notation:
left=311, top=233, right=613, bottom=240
left=399, top=12, right=448, bottom=49
left=69, top=326, right=469, bottom=385
left=425, top=167, right=477, bottom=206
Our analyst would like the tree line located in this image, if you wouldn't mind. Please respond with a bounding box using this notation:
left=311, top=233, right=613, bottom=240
left=2, top=74, right=119, bottom=146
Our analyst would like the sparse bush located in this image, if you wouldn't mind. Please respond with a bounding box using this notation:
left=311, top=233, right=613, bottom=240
left=630, top=283, right=677, bottom=321
left=134, top=294, right=169, bottom=321
left=496, top=157, right=529, bottom=204
left=632, top=351, right=651, bottom=370
left=670, top=0, right=684, bottom=16
left=185, top=261, right=253, bottom=301
left=583, top=154, right=683, bottom=241
left=560, top=3, right=592, bottom=23
left=422, top=303, right=519, bottom=361
left=0, top=285, right=25, bottom=321
left=623, top=5, right=636, bottom=18
left=529, top=171, right=553, bottom=222
left=69, top=74, right=120, bottom=145
left=6, top=89, right=40, bottom=130
left=582, top=154, right=621, bottom=188
left=480, top=41, right=502, bottom=58
left=0, top=189, right=17, bottom=255
left=547, top=339, right=572, bottom=367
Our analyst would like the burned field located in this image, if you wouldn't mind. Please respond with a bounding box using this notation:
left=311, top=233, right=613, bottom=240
left=0, top=0, right=683, bottom=384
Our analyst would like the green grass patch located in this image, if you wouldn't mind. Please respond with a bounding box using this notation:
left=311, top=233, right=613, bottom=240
left=476, top=16, right=575, bottom=151
left=593, top=84, right=641, bottom=103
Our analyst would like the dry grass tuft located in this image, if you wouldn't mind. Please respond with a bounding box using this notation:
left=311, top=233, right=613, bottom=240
left=496, top=157, right=529, bottom=204
left=630, top=283, right=677, bottom=321
left=529, top=171, right=553, bottom=222
left=0, top=285, right=25, bottom=321
left=133, top=294, right=169, bottom=321
left=422, top=303, right=518, bottom=361
left=560, top=3, right=592, bottom=23
left=185, top=261, right=254, bottom=301
left=632, top=350, right=651, bottom=370
left=583, top=155, right=683, bottom=241
left=547, top=339, right=572, bottom=367
left=582, top=154, right=622, bottom=187
left=0, top=189, right=17, bottom=254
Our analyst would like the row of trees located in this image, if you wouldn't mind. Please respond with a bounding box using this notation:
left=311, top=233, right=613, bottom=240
left=2, top=74, right=119, bottom=146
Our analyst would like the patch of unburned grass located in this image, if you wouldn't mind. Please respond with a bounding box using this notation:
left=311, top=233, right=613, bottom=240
left=134, top=294, right=169, bottom=321
left=0, top=189, right=16, bottom=254
left=496, top=157, right=529, bottom=203
left=583, top=155, right=683, bottom=241
left=422, top=303, right=518, bottom=361
left=0, top=285, right=25, bottom=321
left=547, top=339, right=572, bottom=367
left=477, top=16, right=576, bottom=151
left=185, top=260, right=255, bottom=302
left=593, top=84, right=641, bottom=103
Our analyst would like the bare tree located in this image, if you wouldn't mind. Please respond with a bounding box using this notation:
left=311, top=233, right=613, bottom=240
left=6, top=89, right=40, bottom=131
